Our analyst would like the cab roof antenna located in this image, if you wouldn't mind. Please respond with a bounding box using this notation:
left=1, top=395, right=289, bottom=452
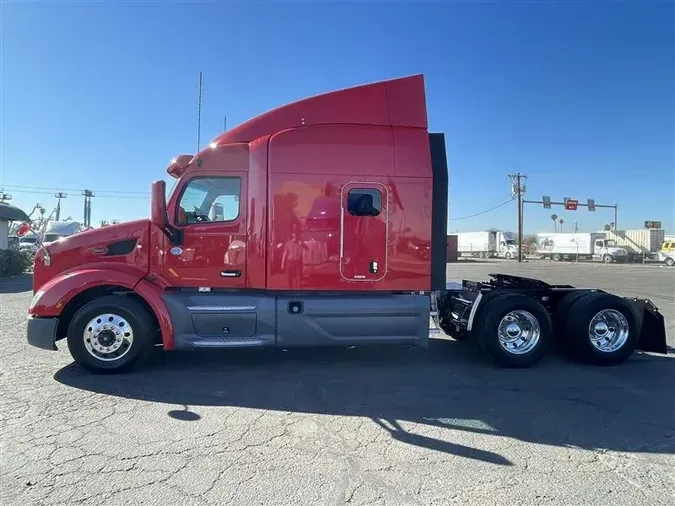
left=196, top=71, right=203, bottom=166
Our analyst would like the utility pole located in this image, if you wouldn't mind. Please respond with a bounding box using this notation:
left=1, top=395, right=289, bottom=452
left=508, top=173, right=527, bottom=263
left=0, top=190, right=11, bottom=203
left=82, top=190, right=94, bottom=228
left=54, top=192, right=67, bottom=221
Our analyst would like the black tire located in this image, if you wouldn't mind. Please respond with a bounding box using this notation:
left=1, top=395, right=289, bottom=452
left=602, top=254, right=613, bottom=264
left=66, top=295, right=155, bottom=374
left=472, top=293, right=552, bottom=368
left=552, top=290, right=594, bottom=346
left=561, top=292, right=639, bottom=366
left=665, top=257, right=675, bottom=267
left=552, top=253, right=561, bottom=262
left=505, top=252, right=513, bottom=260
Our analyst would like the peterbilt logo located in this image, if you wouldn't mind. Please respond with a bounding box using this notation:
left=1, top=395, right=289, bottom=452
left=90, top=246, right=108, bottom=255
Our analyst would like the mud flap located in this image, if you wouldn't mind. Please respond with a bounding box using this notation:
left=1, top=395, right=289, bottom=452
left=629, top=298, right=668, bottom=354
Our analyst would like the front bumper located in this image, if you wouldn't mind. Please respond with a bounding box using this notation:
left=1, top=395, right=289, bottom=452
left=27, top=316, right=59, bottom=351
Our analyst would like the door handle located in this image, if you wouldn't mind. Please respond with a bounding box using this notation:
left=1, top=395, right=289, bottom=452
left=220, top=270, right=242, bottom=278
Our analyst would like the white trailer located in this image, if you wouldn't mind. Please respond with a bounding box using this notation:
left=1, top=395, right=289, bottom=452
left=536, top=232, right=629, bottom=263
left=456, top=230, right=519, bottom=259
left=456, top=231, right=497, bottom=258
left=43, top=220, right=82, bottom=244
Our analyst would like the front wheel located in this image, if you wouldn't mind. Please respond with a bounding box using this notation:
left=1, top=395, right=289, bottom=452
left=472, top=293, right=552, bottom=368
left=602, top=254, right=614, bottom=264
left=505, top=252, right=513, bottom=260
left=66, top=295, right=155, bottom=373
left=665, top=257, right=675, bottom=267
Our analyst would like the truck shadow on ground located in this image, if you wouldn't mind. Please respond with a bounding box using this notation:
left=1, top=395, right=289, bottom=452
left=54, top=339, right=675, bottom=466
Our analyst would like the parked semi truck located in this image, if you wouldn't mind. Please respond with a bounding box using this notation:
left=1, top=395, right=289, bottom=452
left=536, top=232, right=630, bottom=263
left=23, top=75, right=666, bottom=373
left=456, top=230, right=518, bottom=259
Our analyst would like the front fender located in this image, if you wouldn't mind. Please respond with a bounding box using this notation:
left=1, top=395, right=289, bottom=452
left=29, top=269, right=141, bottom=316
left=135, top=279, right=175, bottom=350
left=29, top=269, right=176, bottom=351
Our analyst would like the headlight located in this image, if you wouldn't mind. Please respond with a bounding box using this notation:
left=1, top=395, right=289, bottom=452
left=29, top=290, right=44, bottom=309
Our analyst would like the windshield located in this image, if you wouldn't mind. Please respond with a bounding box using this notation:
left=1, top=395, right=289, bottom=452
left=505, top=240, right=516, bottom=245
left=606, top=240, right=617, bottom=246
left=166, top=177, right=180, bottom=202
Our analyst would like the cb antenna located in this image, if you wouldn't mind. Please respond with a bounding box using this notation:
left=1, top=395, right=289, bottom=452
left=197, top=71, right=203, bottom=153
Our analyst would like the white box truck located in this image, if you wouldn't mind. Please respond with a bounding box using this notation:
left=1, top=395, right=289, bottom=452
left=536, top=232, right=629, bottom=263
left=456, top=230, right=519, bottom=259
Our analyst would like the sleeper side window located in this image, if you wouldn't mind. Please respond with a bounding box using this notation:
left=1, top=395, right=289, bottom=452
left=347, top=188, right=382, bottom=217
left=177, top=177, right=241, bottom=225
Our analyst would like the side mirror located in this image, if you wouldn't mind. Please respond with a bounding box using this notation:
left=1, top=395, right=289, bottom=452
left=151, top=180, right=183, bottom=245
left=151, top=180, right=167, bottom=228
left=16, top=222, right=31, bottom=237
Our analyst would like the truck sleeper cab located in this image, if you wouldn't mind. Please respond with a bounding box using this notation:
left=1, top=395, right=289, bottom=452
left=26, top=75, right=667, bottom=373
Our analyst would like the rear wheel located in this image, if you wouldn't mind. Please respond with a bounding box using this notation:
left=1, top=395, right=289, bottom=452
left=553, top=290, right=593, bottom=346
left=472, top=293, right=552, bottom=367
left=665, top=257, right=675, bottom=267
left=67, top=295, right=155, bottom=373
left=552, top=253, right=561, bottom=262
left=561, top=292, right=638, bottom=365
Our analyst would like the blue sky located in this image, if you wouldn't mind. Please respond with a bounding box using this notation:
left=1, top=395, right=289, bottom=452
left=2, top=0, right=673, bottom=234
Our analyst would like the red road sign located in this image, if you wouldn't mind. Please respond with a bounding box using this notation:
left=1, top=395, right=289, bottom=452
left=565, top=199, right=579, bottom=211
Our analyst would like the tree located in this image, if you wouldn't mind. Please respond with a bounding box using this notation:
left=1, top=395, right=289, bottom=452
left=559, top=218, right=564, bottom=232
left=551, top=214, right=558, bottom=232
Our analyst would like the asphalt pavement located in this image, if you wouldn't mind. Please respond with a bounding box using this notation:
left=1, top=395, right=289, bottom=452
left=0, top=265, right=673, bottom=506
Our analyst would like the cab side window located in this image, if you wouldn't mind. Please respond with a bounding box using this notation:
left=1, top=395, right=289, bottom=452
left=347, top=188, right=382, bottom=217
left=177, top=177, right=241, bottom=225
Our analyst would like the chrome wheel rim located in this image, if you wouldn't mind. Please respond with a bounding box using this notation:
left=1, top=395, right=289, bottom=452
left=497, top=310, right=541, bottom=355
left=83, top=313, right=134, bottom=362
left=588, top=309, right=629, bottom=353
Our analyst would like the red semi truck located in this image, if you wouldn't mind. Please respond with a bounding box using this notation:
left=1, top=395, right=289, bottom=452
left=25, top=75, right=667, bottom=373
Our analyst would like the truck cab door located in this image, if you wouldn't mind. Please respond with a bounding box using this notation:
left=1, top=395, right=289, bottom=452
left=593, top=239, right=606, bottom=259
left=164, top=174, right=247, bottom=288
left=340, top=183, right=388, bottom=281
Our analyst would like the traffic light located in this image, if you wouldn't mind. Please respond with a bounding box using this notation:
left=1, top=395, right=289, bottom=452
left=542, top=196, right=551, bottom=209
left=587, top=199, right=595, bottom=211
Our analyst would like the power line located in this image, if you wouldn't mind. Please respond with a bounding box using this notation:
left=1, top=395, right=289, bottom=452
left=1, top=184, right=149, bottom=195
left=7, top=189, right=148, bottom=199
left=448, top=198, right=514, bottom=221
